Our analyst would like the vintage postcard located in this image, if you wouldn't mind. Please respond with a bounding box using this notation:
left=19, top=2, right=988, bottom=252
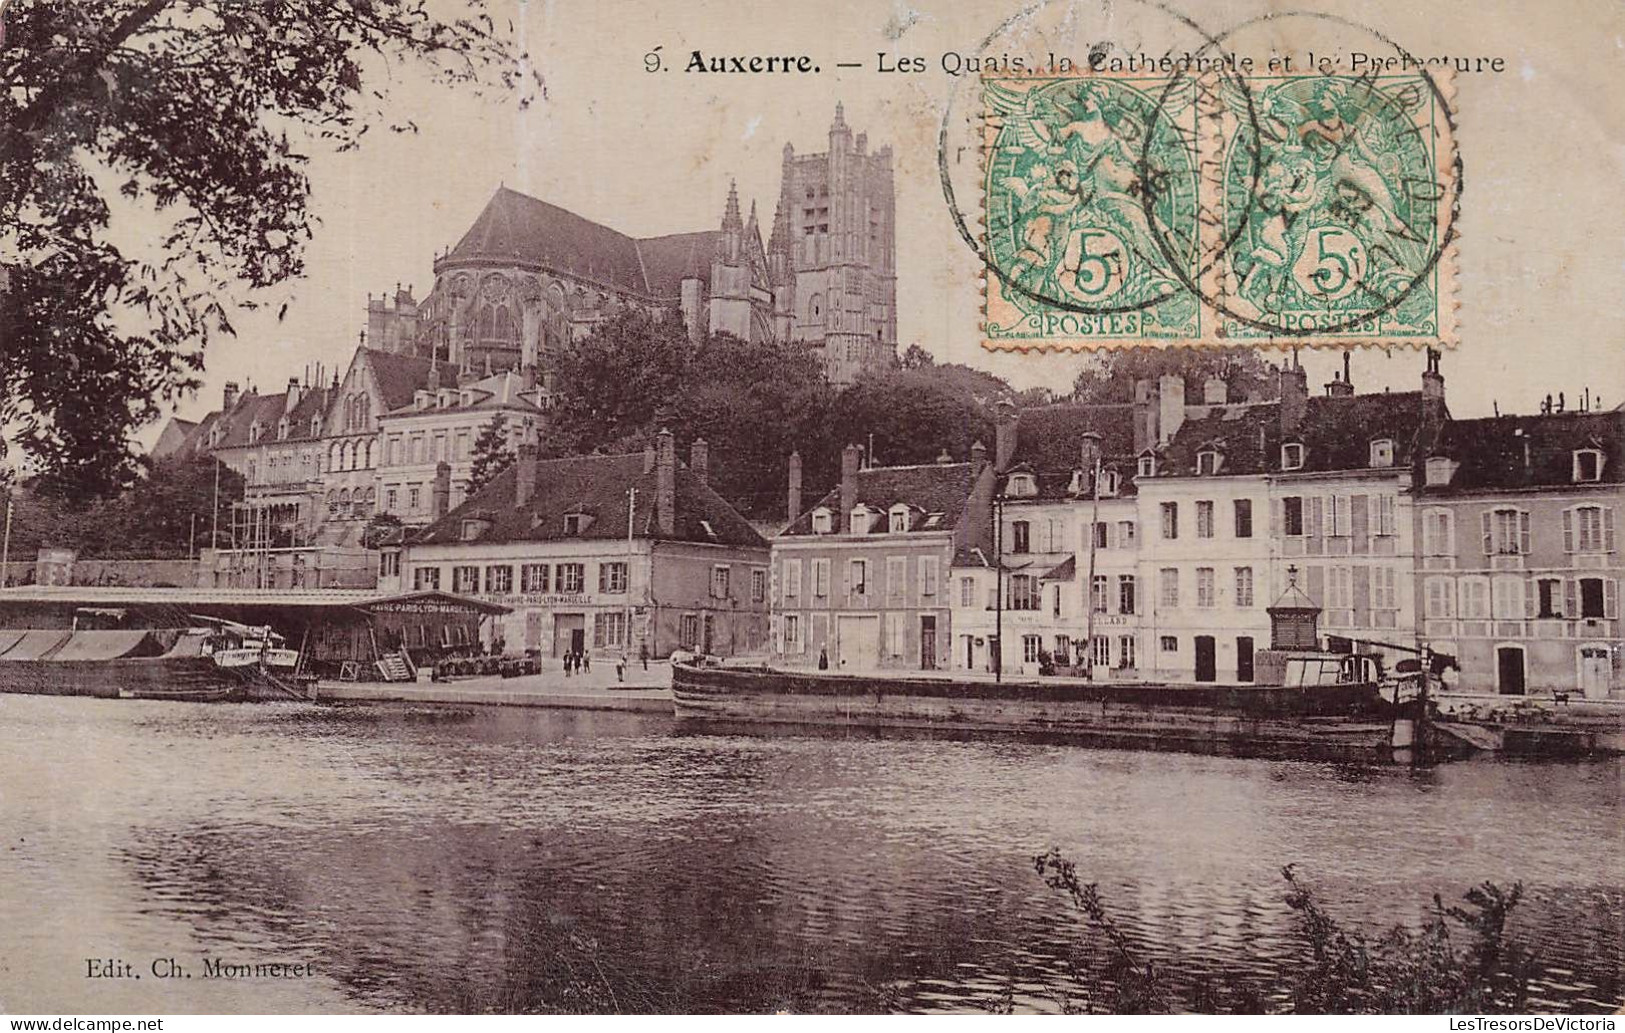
left=0, top=0, right=1621, bottom=1022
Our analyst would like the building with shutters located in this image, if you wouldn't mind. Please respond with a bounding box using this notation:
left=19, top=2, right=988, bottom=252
left=1413, top=397, right=1622, bottom=697
left=772, top=445, right=993, bottom=671
left=399, top=431, right=768, bottom=658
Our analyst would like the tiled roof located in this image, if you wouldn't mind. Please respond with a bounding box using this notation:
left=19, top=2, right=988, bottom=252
left=1004, top=402, right=1142, bottom=499
left=363, top=349, right=437, bottom=411
left=1160, top=391, right=1432, bottom=476
left=1424, top=411, right=1624, bottom=493
left=211, top=391, right=291, bottom=449
left=781, top=462, right=978, bottom=536
left=442, top=187, right=719, bottom=299
left=411, top=452, right=766, bottom=550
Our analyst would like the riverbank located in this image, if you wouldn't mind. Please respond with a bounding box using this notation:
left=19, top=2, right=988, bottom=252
left=311, top=659, right=673, bottom=713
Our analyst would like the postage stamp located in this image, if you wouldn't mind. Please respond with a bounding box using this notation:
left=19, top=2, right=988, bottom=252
left=980, top=66, right=1459, bottom=351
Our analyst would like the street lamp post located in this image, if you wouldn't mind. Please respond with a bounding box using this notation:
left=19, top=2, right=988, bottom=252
left=1, top=491, right=12, bottom=590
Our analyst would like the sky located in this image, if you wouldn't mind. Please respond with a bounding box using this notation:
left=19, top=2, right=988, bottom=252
left=136, top=0, right=1625, bottom=440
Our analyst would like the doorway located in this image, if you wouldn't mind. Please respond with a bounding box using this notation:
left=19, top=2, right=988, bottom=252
left=1194, top=635, right=1217, bottom=682
left=837, top=615, right=879, bottom=670
left=1236, top=636, right=1254, bottom=683
left=1496, top=645, right=1526, bottom=695
left=920, top=616, right=937, bottom=670
left=1579, top=646, right=1610, bottom=699
left=552, top=613, right=586, bottom=657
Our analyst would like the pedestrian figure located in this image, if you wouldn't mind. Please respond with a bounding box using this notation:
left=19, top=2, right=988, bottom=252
left=582, top=651, right=591, bottom=673
left=639, top=643, right=649, bottom=671
left=563, top=651, right=574, bottom=676
left=818, top=646, right=829, bottom=671
left=616, top=656, right=626, bottom=682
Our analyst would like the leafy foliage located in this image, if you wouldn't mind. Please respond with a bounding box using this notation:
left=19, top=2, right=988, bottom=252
left=466, top=413, right=514, bottom=497
left=1070, top=346, right=1278, bottom=405
left=0, top=1, right=538, bottom=497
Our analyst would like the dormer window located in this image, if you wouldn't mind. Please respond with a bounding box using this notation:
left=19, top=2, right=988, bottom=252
left=1369, top=439, right=1395, bottom=468
left=888, top=505, right=911, bottom=533
left=564, top=512, right=593, bottom=535
left=438, top=390, right=451, bottom=408
left=1137, top=452, right=1156, bottom=478
left=810, top=507, right=833, bottom=534
left=461, top=391, right=474, bottom=407
left=1425, top=456, right=1458, bottom=487
left=850, top=505, right=874, bottom=534
left=310, top=416, right=321, bottom=437
left=1006, top=472, right=1038, bottom=497
left=459, top=518, right=489, bottom=542
left=1574, top=448, right=1604, bottom=483
left=277, top=418, right=289, bottom=441
left=1196, top=450, right=1221, bottom=476
left=1281, top=442, right=1305, bottom=471
left=248, top=421, right=262, bottom=444
left=1099, top=469, right=1120, bottom=496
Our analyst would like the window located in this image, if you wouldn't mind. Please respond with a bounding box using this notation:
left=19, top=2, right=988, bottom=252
left=1234, top=567, right=1254, bottom=607
left=711, top=566, right=731, bottom=600
left=781, top=614, right=802, bottom=654
left=564, top=513, right=589, bottom=535
left=1010, top=520, right=1031, bottom=554
left=1118, top=521, right=1136, bottom=546
left=1053, top=636, right=1072, bottom=665
left=413, top=567, right=441, bottom=591
left=1569, top=505, right=1610, bottom=553
left=1100, top=470, right=1120, bottom=496
left=1092, top=522, right=1108, bottom=549
left=1425, top=577, right=1455, bottom=618
left=1373, top=567, right=1397, bottom=613
left=1282, top=442, right=1305, bottom=470
left=1283, top=496, right=1305, bottom=536
left=1007, top=472, right=1038, bottom=497
left=1022, top=635, right=1042, bottom=664
left=680, top=613, right=701, bottom=648
left=1234, top=499, right=1253, bottom=538
left=1159, top=568, right=1179, bottom=608
left=557, top=563, right=585, bottom=593
left=453, top=565, right=480, bottom=594
left=1053, top=582, right=1063, bottom=618
left=850, top=506, right=873, bottom=534
left=919, top=556, right=940, bottom=598
left=889, top=506, right=910, bottom=533
left=1573, top=449, right=1603, bottom=483
left=381, top=552, right=400, bottom=578
left=1423, top=509, right=1454, bottom=555
left=459, top=519, right=486, bottom=542
left=1160, top=635, right=1178, bottom=652
left=599, top=562, right=628, bottom=594
left=1196, top=450, right=1221, bottom=475
left=849, top=559, right=869, bottom=597
left=484, top=565, right=513, bottom=594
left=1485, top=508, right=1529, bottom=556
left=887, top=556, right=907, bottom=602
left=408, top=486, right=421, bottom=512
left=1196, top=567, right=1216, bottom=608
left=1459, top=576, right=1490, bottom=619
left=521, top=563, right=550, bottom=593
left=1196, top=500, right=1215, bottom=539
left=1579, top=578, right=1606, bottom=619
left=1118, top=575, right=1137, bottom=615
left=1160, top=502, right=1179, bottom=540
left=1374, top=494, right=1397, bottom=537
left=959, top=576, right=975, bottom=608
left=885, top=613, right=905, bottom=657
left=751, top=568, right=767, bottom=604
left=1369, top=439, right=1395, bottom=468
left=1538, top=578, right=1562, bottom=618
left=386, top=488, right=399, bottom=513
left=1009, top=574, right=1039, bottom=610
left=1327, top=495, right=1350, bottom=537
left=1138, top=453, right=1155, bottom=477
left=811, top=508, right=833, bottom=534
left=1327, top=566, right=1353, bottom=618
left=812, top=558, right=829, bottom=598
left=593, top=612, right=628, bottom=649
left=1491, top=576, right=1524, bottom=620
left=783, top=559, right=803, bottom=600
left=1091, top=575, right=1108, bottom=614
left=1114, top=634, right=1135, bottom=669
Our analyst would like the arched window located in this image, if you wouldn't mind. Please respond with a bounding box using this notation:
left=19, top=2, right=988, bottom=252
left=363, top=440, right=374, bottom=468
left=328, top=443, right=341, bottom=472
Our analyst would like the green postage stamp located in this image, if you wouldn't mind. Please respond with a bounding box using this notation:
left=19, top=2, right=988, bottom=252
left=980, top=65, right=1459, bottom=351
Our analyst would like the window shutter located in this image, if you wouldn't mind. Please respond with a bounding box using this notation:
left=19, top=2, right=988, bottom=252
left=1351, top=494, right=1369, bottom=548
left=1482, top=511, right=1493, bottom=555
left=1566, top=578, right=1579, bottom=620
left=1524, top=576, right=1536, bottom=619
left=1519, top=511, right=1531, bottom=556
left=1310, top=497, right=1324, bottom=538
left=1270, top=498, right=1282, bottom=537
left=1306, top=565, right=1325, bottom=606
left=1606, top=507, right=1617, bottom=553
left=1562, top=508, right=1574, bottom=553
left=1605, top=577, right=1618, bottom=619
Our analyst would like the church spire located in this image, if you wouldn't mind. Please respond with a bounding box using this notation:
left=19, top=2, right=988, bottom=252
left=721, top=179, right=743, bottom=232
left=769, top=192, right=791, bottom=256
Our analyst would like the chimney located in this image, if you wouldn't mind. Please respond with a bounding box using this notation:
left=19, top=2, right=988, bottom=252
left=431, top=461, right=452, bottom=521
left=1325, top=351, right=1354, bottom=397
left=1132, top=379, right=1155, bottom=454
left=655, top=429, right=676, bottom=537
left=1421, top=346, right=1445, bottom=403
left=970, top=439, right=988, bottom=473
left=1079, top=431, right=1103, bottom=476
left=1420, top=347, right=1447, bottom=454
left=223, top=381, right=240, bottom=411
left=1280, top=362, right=1308, bottom=439
left=994, top=399, right=1018, bottom=471
left=690, top=438, right=709, bottom=485
left=514, top=443, right=539, bottom=508
left=643, top=442, right=657, bottom=474
left=1202, top=376, right=1227, bottom=405
left=1157, top=373, right=1186, bottom=445
left=286, top=377, right=301, bottom=410
left=428, top=361, right=441, bottom=393
left=787, top=451, right=803, bottom=524
left=840, top=444, right=861, bottom=531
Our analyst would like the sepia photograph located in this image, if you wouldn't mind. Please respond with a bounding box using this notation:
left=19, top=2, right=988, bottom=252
left=0, top=0, right=1620, bottom=1021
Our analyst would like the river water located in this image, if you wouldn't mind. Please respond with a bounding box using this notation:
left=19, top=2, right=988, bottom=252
left=1, top=695, right=1619, bottom=1014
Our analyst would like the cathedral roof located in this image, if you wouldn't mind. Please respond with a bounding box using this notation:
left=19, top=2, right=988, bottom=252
left=442, top=186, right=720, bottom=299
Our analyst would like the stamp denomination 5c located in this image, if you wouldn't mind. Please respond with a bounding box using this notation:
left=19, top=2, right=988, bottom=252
left=981, top=65, right=1458, bottom=352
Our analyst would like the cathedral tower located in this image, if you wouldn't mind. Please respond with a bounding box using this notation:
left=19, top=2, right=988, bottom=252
left=777, top=103, right=897, bottom=386
left=707, top=181, right=774, bottom=342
